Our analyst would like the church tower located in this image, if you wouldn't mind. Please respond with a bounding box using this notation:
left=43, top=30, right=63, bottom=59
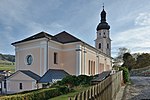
left=95, top=6, right=111, bottom=56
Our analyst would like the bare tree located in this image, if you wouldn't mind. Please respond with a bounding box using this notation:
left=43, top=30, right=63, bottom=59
left=113, top=47, right=130, bottom=66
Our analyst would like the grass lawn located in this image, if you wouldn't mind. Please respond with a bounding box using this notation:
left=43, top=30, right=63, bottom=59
left=0, top=66, right=15, bottom=72
left=0, top=60, right=15, bottom=72
left=50, top=86, right=90, bottom=100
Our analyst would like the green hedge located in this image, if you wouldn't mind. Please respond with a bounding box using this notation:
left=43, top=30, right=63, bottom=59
left=0, top=86, right=69, bottom=100
left=59, top=75, right=94, bottom=88
left=119, top=67, right=130, bottom=83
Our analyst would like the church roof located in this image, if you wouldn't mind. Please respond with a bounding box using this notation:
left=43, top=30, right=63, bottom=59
left=12, top=31, right=111, bottom=58
left=12, top=32, right=52, bottom=45
left=12, top=31, right=81, bottom=45
left=39, top=69, right=69, bottom=83
left=52, top=31, right=81, bottom=44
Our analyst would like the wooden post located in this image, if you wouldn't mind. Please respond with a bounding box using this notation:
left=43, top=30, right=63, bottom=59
left=79, top=92, right=82, bottom=100
left=74, top=94, right=78, bottom=100
left=68, top=97, right=72, bottom=100
left=87, top=89, right=90, bottom=100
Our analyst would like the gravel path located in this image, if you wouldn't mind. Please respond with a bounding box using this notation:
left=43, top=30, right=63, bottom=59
left=124, top=76, right=150, bottom=100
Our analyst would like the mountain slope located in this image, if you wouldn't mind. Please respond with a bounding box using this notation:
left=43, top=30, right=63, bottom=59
left=0, top=53, right=15, bottom=62
left=0, top=53, right=15, bottom=72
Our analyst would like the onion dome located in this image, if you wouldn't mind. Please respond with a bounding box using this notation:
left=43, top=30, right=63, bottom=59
left=96, top=7, right=110, bottom=31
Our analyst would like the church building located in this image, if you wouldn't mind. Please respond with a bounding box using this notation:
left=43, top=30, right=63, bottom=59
left=2, top=7, right=112, bottom=94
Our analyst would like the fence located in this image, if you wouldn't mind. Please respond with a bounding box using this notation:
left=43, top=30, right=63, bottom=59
left=68, top=71, right=123, bottom=100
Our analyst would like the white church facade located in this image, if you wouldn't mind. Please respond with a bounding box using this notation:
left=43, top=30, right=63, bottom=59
left=2, top=7, right=112, bottom=94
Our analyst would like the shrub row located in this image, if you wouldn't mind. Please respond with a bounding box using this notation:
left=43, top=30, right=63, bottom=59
left=0, top=86, right=69, bottom=100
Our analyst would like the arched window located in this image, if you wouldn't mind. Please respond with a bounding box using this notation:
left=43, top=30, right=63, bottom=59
left=99, top=43, right=101, bottom=49
left=107, top=43, right=109, bottom=49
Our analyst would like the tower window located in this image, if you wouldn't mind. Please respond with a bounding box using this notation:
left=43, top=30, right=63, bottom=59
left=54, top=52, right=58, bottom=64
left=107, top=43, right=109, bottom=49
left=99, top=43, right=101, bottom=49
left=19, top=83, right=23, bottom=90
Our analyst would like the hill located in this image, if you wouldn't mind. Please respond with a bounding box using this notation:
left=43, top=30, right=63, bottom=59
left=0, top=53, right=15, bottom=72
left=0, top=53, right=15, bottom=62
left=0, top=54, right=5, bottom=60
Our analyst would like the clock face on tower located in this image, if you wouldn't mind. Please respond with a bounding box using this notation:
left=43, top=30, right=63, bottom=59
left=103, top=32, right=106, bottom=38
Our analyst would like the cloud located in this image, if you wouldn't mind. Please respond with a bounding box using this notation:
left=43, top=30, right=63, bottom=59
left=112, top=26, right=150, bottom=55
left=135, top=12, right=150, bottom=26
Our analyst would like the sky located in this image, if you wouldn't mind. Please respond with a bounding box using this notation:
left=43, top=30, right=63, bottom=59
left=0, top=0, right=150, bottom=57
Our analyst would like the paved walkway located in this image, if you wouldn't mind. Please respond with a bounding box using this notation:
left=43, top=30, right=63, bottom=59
left=124, top=76, right=150, bottom=100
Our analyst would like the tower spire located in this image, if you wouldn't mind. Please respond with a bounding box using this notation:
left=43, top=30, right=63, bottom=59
left=103, top=3, right=104, bottom=10
left=96, top=5, right=110, bottom=31
left=101, top=4, right=106, bottom=22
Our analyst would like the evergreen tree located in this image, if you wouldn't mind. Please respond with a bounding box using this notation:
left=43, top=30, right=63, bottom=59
left=122, top=53, right=136, bottom=71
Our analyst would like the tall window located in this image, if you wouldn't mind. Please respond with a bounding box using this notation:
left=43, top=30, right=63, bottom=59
left=88, top=60, right=90, bottom=75
left=107, top=43, right=109, bottom=49
left=93, top=61, right=95, bottom=74
left=99, top=43, right=101, bottom=49
left=88, top=60, right=96, bottom=75
left=19, top=83, right=22, bottom=90
left=54, top=52, right=58, bottom=64
left=91, top=61, right=93, bottom=75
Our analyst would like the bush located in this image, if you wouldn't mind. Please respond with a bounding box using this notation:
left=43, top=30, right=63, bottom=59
left=0, top=87, right=70, bottom=100
left=61, top=75, right=78, bottom=88
left=77, top=75, right=93, bottom=85
left=60, top=75, right=94, bottom=88
left=119, top=67, right=130, bottom=83
left=58, top=86, right=69, bottom=94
